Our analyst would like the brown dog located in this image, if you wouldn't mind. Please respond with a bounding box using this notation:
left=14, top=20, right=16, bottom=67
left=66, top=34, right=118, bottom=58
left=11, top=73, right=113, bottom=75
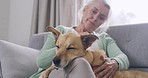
left=39, top=26, right=148, bottom=78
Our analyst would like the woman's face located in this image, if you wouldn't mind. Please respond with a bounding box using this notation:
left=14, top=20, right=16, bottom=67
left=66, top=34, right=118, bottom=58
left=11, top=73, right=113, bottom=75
left=81, top=0, right=109, bottom=33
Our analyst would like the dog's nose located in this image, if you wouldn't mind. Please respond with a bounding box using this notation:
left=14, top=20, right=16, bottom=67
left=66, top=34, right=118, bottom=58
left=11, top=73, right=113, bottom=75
left=53, top=57, right=61, bottom=66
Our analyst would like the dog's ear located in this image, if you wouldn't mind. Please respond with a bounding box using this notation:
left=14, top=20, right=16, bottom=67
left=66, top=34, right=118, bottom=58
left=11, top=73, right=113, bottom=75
left=46, top=26, right=61, bottom=40
left=81, top=34, right=98, bottom=49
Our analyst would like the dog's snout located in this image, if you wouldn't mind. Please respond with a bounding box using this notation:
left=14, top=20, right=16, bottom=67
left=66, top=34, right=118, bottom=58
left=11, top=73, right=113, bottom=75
left=53, top=57, right=61, bottom=67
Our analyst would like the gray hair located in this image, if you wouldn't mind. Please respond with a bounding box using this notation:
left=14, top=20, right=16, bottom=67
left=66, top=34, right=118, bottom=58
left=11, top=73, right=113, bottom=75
left=78, top=0, right=112, bottom=33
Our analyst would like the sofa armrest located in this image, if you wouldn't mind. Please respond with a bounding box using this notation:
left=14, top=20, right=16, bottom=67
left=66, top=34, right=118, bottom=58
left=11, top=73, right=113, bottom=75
left=0, top=40, right=39, bottom=78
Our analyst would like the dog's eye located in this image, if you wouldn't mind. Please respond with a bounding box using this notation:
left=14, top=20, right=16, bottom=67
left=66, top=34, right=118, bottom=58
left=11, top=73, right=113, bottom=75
left=56, top=45, right=60, bottom=48
left=67, top=47, right=75, bottom=50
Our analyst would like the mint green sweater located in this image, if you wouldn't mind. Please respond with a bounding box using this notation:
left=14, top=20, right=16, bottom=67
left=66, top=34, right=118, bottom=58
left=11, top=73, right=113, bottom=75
left=30, top=25, right=129, bottom=78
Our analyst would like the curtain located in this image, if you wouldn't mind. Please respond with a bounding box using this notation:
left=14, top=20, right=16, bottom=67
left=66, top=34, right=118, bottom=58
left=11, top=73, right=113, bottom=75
left=30, top=0, right=84, bottom=37
left=30, top=0, right=49, bottom=35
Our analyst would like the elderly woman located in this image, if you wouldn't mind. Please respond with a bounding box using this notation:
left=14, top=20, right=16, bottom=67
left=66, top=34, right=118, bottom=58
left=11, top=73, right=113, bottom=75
left=30, top=0, right=129, bottom=78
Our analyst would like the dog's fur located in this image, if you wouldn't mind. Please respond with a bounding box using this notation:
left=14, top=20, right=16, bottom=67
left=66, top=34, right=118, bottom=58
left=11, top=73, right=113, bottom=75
left=39, top=26, right=148, bottom=78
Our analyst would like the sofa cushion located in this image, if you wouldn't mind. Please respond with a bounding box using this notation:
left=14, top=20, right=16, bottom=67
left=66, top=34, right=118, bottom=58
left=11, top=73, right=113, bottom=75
left=0, top=40, right=39, bottom=78
left=107, top=23, right=148, bottom=68
left=29, top=32, right=49, bottom=50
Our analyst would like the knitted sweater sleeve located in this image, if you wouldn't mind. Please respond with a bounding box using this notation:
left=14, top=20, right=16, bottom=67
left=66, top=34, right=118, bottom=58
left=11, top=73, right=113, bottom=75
left=99, top=33, right=130, bottom=70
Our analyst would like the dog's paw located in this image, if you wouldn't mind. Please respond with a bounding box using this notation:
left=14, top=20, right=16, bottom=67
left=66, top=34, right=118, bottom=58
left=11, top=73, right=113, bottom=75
left=39, top=72, right=49, bottom=78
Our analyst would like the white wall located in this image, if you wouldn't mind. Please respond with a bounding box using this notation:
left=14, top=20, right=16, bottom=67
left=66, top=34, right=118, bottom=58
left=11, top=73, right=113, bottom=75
left=8, top=0, right=34, bottom=46
left=0, top=0, right=34, bottom=46
left=0, top=0, right=10, bottom=40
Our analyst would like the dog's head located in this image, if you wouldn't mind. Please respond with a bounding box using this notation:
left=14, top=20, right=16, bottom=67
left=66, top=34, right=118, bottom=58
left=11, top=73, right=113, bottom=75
left=47, top=26, right=98, bottom=67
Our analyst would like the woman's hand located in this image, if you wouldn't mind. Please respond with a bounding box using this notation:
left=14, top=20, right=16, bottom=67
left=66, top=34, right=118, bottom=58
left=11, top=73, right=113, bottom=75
left=94, top=57, right=119, bottom=78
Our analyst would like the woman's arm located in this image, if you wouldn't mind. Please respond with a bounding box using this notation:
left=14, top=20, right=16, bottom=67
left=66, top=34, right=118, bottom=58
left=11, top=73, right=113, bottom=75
left=37, top=32, right=56, bottom=69
left=94, top=33, right=129, bottom=78
left=101, top=33, right=130, bottom=70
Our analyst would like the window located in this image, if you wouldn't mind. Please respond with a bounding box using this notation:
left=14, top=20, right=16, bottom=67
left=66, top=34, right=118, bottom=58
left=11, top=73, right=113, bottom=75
left=85, top=0, right=148, bottom=26
left=109, top=0, right=148, bottom=25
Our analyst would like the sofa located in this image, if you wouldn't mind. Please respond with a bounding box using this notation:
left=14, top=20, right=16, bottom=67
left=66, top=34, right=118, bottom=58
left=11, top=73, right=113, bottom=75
left=0, top=23, right=148, bottom=78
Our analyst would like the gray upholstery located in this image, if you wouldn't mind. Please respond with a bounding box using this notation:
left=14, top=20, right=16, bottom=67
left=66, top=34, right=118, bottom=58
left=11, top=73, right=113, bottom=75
left=0, top=23, right=148, bottom=78
left=0, top=40, right=39, bottom=78
left=107, top=23, right=148, bottom=71
left=29, top=32, right=48, bottom=50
